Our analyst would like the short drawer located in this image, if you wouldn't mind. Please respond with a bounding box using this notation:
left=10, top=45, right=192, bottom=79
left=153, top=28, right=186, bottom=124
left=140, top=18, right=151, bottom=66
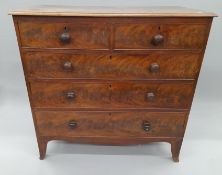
left=35, top=111, right=187, bottom=137
left=30, top=82, right=194, bottom=109
left=18, top=21, right=110, bottom=49
left=24, top=51, right=202, bottom=80
left=114, top=23, right=208, bottom=49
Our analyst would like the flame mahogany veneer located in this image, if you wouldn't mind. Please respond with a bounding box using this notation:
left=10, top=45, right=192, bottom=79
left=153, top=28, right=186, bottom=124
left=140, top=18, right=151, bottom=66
left=11, top=6, right=216, bottom=162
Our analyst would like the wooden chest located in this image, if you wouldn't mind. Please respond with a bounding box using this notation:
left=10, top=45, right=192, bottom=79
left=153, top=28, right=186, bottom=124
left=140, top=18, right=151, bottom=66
left=10, top=6, right=216, bottom=162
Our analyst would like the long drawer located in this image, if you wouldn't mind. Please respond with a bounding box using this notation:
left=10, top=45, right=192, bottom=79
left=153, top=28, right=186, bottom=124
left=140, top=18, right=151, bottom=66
left=30, top=82, right=194, bottom=109
left=24, top=51, right=202, bottom=80
left=35, top=111, right=187, bottom=137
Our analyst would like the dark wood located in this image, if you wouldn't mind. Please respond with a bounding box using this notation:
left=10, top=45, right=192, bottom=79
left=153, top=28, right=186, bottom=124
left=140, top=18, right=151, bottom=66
left=149, top=63, right=160, bottom=73
left=38, top=138, right=48, bottom=160
left=151, top=34, right=164, bottom=46
left=60, top=27, right=71, bottom=44
left=142, top=121, right=151, bottom=132
left=11, top=10, right=215, bottom=162
left=65, top=91, right=76, bottom=100
left=23, top=51, right=203, bottom=80
left=30, top=82, right=110, bottom=108
left=13, top=16, right=213, bottom=25
left=63, top=61, right=73, bottom=72
left=114, top=23, right=208, bottom=49
left=30, top=81, right=194, bottom=109
left=35, top=111, right=187, bottom=137
left=171, top=138, right=183, bottom=162
left=68, top=120, right=78, bottom=129
left=18, top=21, right=110, bottom=49
left=146, top=92, right=155, bottom=101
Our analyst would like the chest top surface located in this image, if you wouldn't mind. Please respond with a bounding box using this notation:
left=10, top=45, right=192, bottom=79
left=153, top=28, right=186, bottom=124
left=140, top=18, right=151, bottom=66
left=9, top=5, right=217, bottom=17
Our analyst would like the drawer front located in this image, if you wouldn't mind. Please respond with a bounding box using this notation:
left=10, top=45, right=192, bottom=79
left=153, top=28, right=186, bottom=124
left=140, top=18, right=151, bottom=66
left=35, top=111, right=187, bottom=137
left=30, top=82, right=111, bottom=109
left=18, top=22, right=109, bottom=49
left=110, top=82, right=193, bottom=109
left=115, top=23, right=208, bottom=49
left=24, top=51, right=201, bottom=79
left=30, top=82, right=194, bottom=109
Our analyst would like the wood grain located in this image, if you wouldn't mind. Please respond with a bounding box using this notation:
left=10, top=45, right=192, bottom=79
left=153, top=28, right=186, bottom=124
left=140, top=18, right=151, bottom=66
left=23, top=51, right=202, bottom=80
left=18, top=18, right=209, bottom=50
left=30, top=82, right=194, bottom=109
left=35, top=111, right=187, bottom=137
left=11, top=9, right=215, bottom=161
left=115, top=23, right=208, bottom=49
left=18, top=21, right=110, bottom=49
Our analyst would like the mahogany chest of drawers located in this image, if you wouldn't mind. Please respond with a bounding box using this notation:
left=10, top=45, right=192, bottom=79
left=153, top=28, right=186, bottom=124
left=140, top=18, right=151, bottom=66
left=10, top=6, right=216, bottom=162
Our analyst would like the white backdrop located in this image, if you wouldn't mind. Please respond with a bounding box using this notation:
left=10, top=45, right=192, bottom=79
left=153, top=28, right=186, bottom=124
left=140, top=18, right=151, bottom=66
left=0, top=1, right=221, bottom=175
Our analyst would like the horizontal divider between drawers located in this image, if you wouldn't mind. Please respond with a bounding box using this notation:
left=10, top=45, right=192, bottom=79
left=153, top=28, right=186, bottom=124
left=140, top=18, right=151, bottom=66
left=21, top=47, right=204, bottom=53
left=32, top=107, right=190, bottom=112
left=27, top=78, right=196, bottom=83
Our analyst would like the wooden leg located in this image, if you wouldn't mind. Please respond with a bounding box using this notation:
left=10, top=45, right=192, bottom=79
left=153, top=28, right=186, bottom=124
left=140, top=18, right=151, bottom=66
left=171, top=139, right=183, bottom=162
left=38, top=138, right=48, bottom=160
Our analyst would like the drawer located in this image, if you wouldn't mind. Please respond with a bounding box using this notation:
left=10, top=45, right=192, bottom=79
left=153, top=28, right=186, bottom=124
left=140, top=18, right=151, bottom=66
left=35, top=111, right=187, bottom=137
left=30, top=82, right=111, bottom=109
left=30, top=82, right=194, bottom=109
left=109, top=82, right=193, bottom=109
left=114, top=23, right=208, bottom=49
left=24, top=51, right=202, bottom=79
left=18, top=21, right=109, bottom=49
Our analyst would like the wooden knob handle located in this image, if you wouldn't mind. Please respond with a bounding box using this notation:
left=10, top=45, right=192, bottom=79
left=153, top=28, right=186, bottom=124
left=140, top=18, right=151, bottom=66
left=149, top=63, right=160, bottom=73
left=63, top=61, right=73, bottom=71
left=60, top=27, right=71, bottom=43
left=60, top=33, right=71, bottom=43
left=66, top=92, right=76, bottom=100
left=151, top=34, right=164, bottom=46
left=142, top=121, right=151, bottom=132
left=68, top=120, right=77, bottom=129
left=147, top=92, right=155, bottom=101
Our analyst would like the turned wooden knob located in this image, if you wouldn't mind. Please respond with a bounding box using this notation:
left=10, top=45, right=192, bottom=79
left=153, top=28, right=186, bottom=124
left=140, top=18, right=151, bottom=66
left=147, top=92, right=155, bottom=101
left=151, top=34, right=164, bottom=46
left=66, top=92, right=76, bottom=100
left=68, top=120, right=77, bottom=129
left=60, top=27, right=71, bottom=43
left=149, top=63, right=160, bottom=73
left=142, top=121, right=151, bottom=132
left=63, top=61, right=73, bottom=71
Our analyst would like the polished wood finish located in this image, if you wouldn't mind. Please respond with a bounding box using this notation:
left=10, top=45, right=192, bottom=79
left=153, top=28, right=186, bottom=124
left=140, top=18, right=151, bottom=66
left=114, top=23, right=208, bottom=49
left=30, top=82, right=111, bottom=108
left=18, top=20, right=209, bottom=49
left=30, top=82, right=194, bottom=109
left=23, top=51, right=202, bottom=79
left=18, top=22, right=110, bottom=49
left=11, top=6, right=215, bottom=162
left=35, top=111, right=187, bottom=137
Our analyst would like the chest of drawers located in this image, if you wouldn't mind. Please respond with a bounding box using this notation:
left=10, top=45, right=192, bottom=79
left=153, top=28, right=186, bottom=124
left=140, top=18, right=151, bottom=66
left=10, top=6, right=216, bottom=162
